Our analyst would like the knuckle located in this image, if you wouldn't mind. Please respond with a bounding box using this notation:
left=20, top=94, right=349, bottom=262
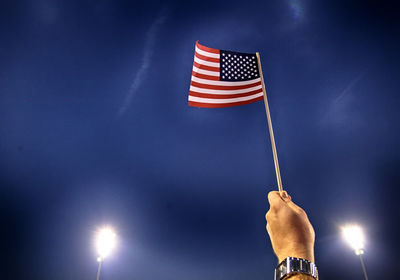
left=267, top=191, right=274, bottom=199
left=297, top=207, right=306, bottom=216
left=265, top=211, right=271, bottom=221
left=269, top=203, right=280, bottom=213
left=265, top=209, right=277, bottom=222
left=267, top=191, right=278, bottom=201
left=266, top=223, right=271, bottom=234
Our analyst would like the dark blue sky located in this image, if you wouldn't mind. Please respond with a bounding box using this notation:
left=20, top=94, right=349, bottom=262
left=1, top=0, right=399, bottom=279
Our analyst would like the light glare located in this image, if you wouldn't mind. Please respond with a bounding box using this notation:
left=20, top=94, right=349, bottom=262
left=96, top=227, right=117, bottom=259
left=342, top=225, right=365, bottom=253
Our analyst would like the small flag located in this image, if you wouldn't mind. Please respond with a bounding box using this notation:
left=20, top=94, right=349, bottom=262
left=188, top=41, right=264, bottom=108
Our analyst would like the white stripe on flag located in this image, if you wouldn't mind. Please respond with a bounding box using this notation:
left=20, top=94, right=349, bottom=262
left=190, top=85, right=262, bottom=95
left=192, top=66, right=219, bottom=77
left=191, top=76, right=261, bottom=86
left=195, top=46, right=220, bottom=59
left=188, top=93, right=264, bottom=104
left=194, top=56, right=220, bottom=68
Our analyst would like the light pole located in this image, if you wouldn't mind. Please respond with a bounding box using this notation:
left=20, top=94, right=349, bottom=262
left=96, top=257, right=103, bottom=280
left=95, top=227, right=117, bottom=280
left=342, top=225, right=369, bottom=280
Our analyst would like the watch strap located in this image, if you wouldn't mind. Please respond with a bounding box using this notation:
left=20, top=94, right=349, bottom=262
left=274, top=257, right=318, bottom=280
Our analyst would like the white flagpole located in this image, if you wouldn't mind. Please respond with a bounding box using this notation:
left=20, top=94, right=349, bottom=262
left=256, top=52, right=283, bottom=192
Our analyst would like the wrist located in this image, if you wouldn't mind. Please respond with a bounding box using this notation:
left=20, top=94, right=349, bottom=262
left=277, top=249, right=314, bottom=263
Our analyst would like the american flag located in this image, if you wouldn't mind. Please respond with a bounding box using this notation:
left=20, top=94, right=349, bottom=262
left=188, top=41, right=264, bottom=108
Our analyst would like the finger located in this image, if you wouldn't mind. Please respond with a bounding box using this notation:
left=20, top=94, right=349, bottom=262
left=266, top=223, right=271, bottom=235
left=267, top=191, right=284, bottom=205
left=267, top=191, right=285, bottom=211
left=280, top=191, right=292, bottom=202
left=277, top=191, right=306, bottom=215
left=287, top=200, right=306, bottom=215
left=277, top=191, right=302, bottom=212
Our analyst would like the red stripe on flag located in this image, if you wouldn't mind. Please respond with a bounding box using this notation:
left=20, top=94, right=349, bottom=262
left=188, top=96, right=264, bottom=108
left=189, top=89, right=263, bottom=99
left=193, top=61, right=219, bottom=72
left=190, top=81, right=261, bottom=90
left=191, top=72, right=220, bottom=81
left=196, top=41, right=220, bottom=54
left=189, top=42, right=263, bottom=108
left=195, top=52, right=220, bottom=63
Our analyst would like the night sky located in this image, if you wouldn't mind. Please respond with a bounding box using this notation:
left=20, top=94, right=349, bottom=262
left=1, top=0, right=399, bottom=279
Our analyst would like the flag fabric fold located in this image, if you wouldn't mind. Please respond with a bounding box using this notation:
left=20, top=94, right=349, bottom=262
left=188, top=41, right=264, bottom=108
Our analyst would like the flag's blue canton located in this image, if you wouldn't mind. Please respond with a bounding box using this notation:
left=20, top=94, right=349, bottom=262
left=220, top=50, right=260, bottom=81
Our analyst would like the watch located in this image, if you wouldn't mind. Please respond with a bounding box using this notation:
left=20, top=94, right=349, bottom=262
left=274, top=257, right=318, bottom=280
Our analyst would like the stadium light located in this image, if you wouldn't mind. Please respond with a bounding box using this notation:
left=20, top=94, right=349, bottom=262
left=95, top=227, right=117, bottom=280
left=342, top=224, right=365, bottom=255
left=341, top=224, right=369, bottom=280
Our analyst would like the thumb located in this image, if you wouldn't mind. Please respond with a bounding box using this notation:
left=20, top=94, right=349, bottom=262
left=279, top=190, right=292, bottom=203
left=281, top=192, right=305, bottom=214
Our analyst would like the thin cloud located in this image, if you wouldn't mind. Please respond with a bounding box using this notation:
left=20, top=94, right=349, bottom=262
left=117, top=10, right=168, bottom=117
left=288, top=0, right=305, bottom=21
left=320, top=71, right=366, bottom=126
left=332, top=73, right=364, bottom=105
